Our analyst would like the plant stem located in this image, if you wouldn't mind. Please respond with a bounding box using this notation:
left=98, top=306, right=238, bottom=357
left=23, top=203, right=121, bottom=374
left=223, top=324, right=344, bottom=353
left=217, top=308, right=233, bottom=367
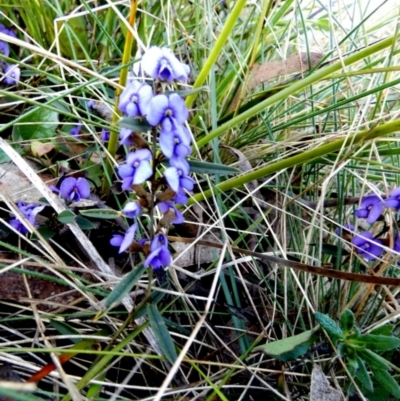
left=101, top=0, right=138, bottom=196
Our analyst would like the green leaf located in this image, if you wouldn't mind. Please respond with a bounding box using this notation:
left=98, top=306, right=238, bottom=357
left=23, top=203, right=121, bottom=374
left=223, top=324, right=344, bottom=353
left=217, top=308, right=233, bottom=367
left=164, top=86, right=207, bottom=97
left=76, top=216, right=96, bottom=230
left=371, top=368, right=400, bottom=398
left=340, top=310, right=355, bottom=333
left=96, top=266, right=145, bottom=319
left=147, top=304, right=178, bottom=364
left=50, top=320, right=81, bottom=344
left=188, top=160, right=240, bottom=175
left=12, top=106, right=59, bottom=141
left=254, top=329, right=317, bottom=361
left=359, top=349, right=389, bottom=371
left=57, top=17, right=89, bottom=59
left=31, top=226, right=55, bottom=240
left=370, top=325, right=394, bottom=336
left=356, top=356, right=373, bottom=393
left=315, top=312, right=344, bottom=342
left=79, top=209, right=121, bottom=219
left=57, top=210, right=76, bottom=224
left=354, top=334, right=400, bottom=352
left=118, top=117, right=152, bottom=132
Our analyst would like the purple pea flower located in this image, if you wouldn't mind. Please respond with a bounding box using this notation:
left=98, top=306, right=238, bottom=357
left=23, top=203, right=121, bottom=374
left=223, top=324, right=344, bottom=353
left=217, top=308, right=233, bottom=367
left=121, top=201, right=142, bottom=218
left=118, top=149, right=153, bottom=190
left=158, top=201, right=185, bottom=224
left=164, top=157, right=194, bottom=193
left=110, top=224, right=137, bottom=254
left=100, top=129, right=110, bottom=141
left=9, top=202, right=45, bottom=235
left=144, top=233, right=172, bottom=269
left=159, top=125, right=191, bottom=159
left=355, top=195, right=384, bottom=224
left=173, top=189, right=189, bottom=205
left=118, top=80, right=153, bottom=117
left=3, top=64, right=20, bottom=85
left=393, top=233, right=400, bottom=253
left=146, top=94, right=188, bottom=132
left=352, top=231, right=383, bottom=261
left=59, top=177, right=91, bottom=202
left=142, top=46, right=190, bottom=82
left=70, top=121, right=82, bottom=137
left=385, top=187, right=400, bottom=209
left=0, top=24, right=16, bottom=38
left=119, top=128, right=134, bottom=146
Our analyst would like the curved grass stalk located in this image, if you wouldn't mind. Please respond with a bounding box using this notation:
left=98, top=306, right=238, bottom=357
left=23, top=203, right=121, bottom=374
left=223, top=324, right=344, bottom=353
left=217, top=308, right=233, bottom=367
left=190, top=118, right=400, bottom=204
left=196, top=35, right=395, bottom=149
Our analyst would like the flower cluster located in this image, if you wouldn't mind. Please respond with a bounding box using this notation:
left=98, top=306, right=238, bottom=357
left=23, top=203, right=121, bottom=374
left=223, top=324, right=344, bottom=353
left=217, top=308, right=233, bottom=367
left=337, top=188, right=400, bottom=261
left=110, top=46, right=192, bottom=271
left=9, top=202, right=45, bottom=234
left=0, top=24, right=20, bottom=85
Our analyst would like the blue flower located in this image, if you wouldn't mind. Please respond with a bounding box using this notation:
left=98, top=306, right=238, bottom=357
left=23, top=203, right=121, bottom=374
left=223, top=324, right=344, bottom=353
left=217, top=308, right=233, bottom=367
left=119, top=80, right=153, bottom=117
left=121, top=201, right=142, bottom=218
left=158, top=201, right=185, bottom=224
left=119, top=128, right=134, bottom=146
left=100, top=129, right=110, bottom=141
left=3, top=64, right=20, bottom=85
left=352, top=231, right=383, bottom=261
left=355, top=195, right=384, bottom=224
left=9, top=202, right=45, bottom=235
left=118, top=149, right=153, bottom=190
left=159, top=125, right=191, bottom=159
left=163, top=157, right=194, bottom=193
left=70, top=121, right=82, bottom=137
left=146, top=94, right=188, bottom=132
left=385, top=187, right=400, bottom=209
left=60, top=177, right=91, bottom=202
left=144, top=233, right=172, bottom=269
left=142, top=46, right=190, bottom=82
left=0, top=24, right=16, bottom=58
left=110, top=224, right=137, bottom=253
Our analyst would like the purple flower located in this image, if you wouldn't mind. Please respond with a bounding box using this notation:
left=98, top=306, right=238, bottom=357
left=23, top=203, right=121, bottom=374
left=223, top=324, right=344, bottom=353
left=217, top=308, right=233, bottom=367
left=59, top=177, right=91, bottom=202
left=158, top=201, right=185, bottom=224
left=355, top=195, right=384, bottom=224
left=9, top=202, right=45, bottom=235
left=119, top=128, right=134, bottom=146
left=146, top=94, right=188, bottom=132
left=144, top=233, right=172, bottom=269
left=159, top=125, right=191, bottom=159
left=0, top=24, right=16, bottom=38
left=118, top=149, right=153, bottom=190
left=70, top=121, right=82, bottom=137
left=121, top=201, right=142, bottom=218
left=110, top=224, right=137, bottom=253
left=352, top=231, right=383, bottom=261
left=3, top=64, right=20, bottom=85
left=385, top=187, right=400, bottom=209
left=142, top=46, right=190, bottom=82
left=164, top=157, right=194, bottom=193
left=119, top=80, right=153, bottom=117
left=173, top=189, right=189, bottom=205
left=100, top=129, right=110, bottom=141
left=393, top=233, right=400, bottom=253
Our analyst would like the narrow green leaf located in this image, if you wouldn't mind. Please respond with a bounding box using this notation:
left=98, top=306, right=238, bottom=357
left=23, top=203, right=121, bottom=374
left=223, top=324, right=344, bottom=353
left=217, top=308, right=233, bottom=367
left=254, top=329, right=317, bottom=361
left=12, top=106, right=59, bottom=141
left=370, top=325, right=394, bottom=336
left=79, top=208, right=121, bottom=219
left=315, top=312, right=344, bottom=342
left=147, top=304, right=178, bottom=364
left=57, top=210, right=76, bottom=224
left=356, top=356, right=373, bottom=393
left=340, top=310, right=355, bottom=333
left=118, top=117, right=152, bottom=132
left=75, top=216, right=96, bottom=230
left=99, top=266, right=145, bottom=316
left=371, top=368, right=400, bottom=398
left=188, top=160, right=240, bottom=175
left=50, top=320, right=81, bottom=344
left=164, top=86, right=207, bottom=97
left=359, top=349, right=389, bottom=371
left=354, top=334, right=400, bottom=352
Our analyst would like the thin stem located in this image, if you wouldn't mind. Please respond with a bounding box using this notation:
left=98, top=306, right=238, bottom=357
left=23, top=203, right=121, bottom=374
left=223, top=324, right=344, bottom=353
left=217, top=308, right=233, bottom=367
left=101, top=0, right=138, bottom=196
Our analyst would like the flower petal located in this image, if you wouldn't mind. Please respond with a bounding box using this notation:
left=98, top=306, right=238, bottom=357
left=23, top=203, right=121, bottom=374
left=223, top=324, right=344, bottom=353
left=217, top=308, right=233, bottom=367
left=132, top=161, right=153, bottom=185
left=147, top=95, right=169, bottom=126
left=76, top=178, right=91, bottom=199
left=119, top=224, right=137, bottom=253
left=164, top=167, right=180, bottom=192
left=60, top=177, right=77, bottom=199
left=142, top=46, right=164, bottom=79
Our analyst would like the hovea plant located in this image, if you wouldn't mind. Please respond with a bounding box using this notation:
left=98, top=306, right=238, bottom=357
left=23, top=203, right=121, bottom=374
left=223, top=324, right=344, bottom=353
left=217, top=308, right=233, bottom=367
left=108, top=46, right=192, bottom=273
left=315, top=310, right=400, bottom=399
